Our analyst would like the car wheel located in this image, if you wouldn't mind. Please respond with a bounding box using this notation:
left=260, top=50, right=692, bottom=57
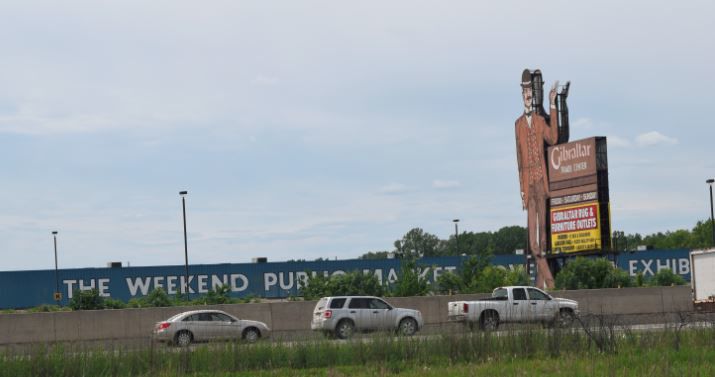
left=243, top=328, right=260, bottom=343
left=175, top=331, right=193, bottom=347
left=556, top=310, right=575, bottom=328
left=335, top=320, right=355, bottom=340
left=398, top=318, right=418, bottom=336
left=480, top=312, right=499, bottom=331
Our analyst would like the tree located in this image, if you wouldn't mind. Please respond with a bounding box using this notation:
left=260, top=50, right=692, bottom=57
left=612, top=230, right=627, bottom=251
left=650, top=269, right=686, bottom=286
left=613, top=219, right=713, bottom=250
left=504, top=265, right=530, bottom=286
left=144, top=287, right=173, bottom=307
left=391, top=257, right=430, bottom=297
left=299, top=271, right=384, bottom=300
left=104, top=298, right=127, bottom=309
left=434, top=255, right=492, bottom=294
left=443, top=226, right=526, bottom=256
left=460, top=254, right=491, bottom=286
left=470, top=266, right=508, bottom=293
left=128, top=287, right=173, bottom=308
left=445, top=231, right=493, bottom=256
left=492, top=226, right=528, bottom=254
left=555, top=257, right=631, bottom=290
left=359, top=251, right=391, bottom=260
left=69, top=289, right=105, bottom=310
left=625, top=233, right=643, bottom=250
left=434, top=271, right=463, bottom=294
left=299, top=272, right=331, bottom=300
left=394, top=228, right=445, bottom=258
left=690, top=220, right=714, bottom=249
left=329, top=271, right=385, bottom=297
left=204, top=284, right=232, bottom=305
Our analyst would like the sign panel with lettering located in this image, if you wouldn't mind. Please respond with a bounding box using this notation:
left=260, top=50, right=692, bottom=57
left=551, top=201, right=601, bottom=253
left=548, top=136, right=610, bottom=254
left=0, top=249, right=694, bottom=309
left=548, top=137, right=598, bottom=182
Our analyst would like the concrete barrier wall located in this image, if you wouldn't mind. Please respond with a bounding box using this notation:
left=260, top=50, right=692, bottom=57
left=0, top=286, right=693, bottom=345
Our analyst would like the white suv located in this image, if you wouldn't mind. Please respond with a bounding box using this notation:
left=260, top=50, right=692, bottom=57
left=311, top=296, right=423, bottom=339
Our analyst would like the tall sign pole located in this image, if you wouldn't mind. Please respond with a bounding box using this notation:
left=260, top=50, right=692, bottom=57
left=180, top=191, right=190, bottom=302
left=52, top=231, right=61, bottom=305
left=707, top=179, right=715, bottom=246
left=453, top=219, right=460, bottom=254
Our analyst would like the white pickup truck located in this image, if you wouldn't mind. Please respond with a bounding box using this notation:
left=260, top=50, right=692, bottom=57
left=448, top=286, right=578, bottom=330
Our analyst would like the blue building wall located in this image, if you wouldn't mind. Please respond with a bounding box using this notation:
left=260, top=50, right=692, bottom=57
left=0, top=249, right=691, bottom=309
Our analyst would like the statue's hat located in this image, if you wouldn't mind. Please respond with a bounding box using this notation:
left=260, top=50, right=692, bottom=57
left=521, top=69, right=532, bottom=88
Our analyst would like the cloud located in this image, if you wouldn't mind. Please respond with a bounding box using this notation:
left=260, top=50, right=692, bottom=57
left=635, top=131, right=678, bottom=147
left=432, top=180, right=461, bottom=189
left=378, top=183, right=409, bottom=195
left=607, top=136, right=632, bottom=148
left=572, top=117, right=593, bottom=130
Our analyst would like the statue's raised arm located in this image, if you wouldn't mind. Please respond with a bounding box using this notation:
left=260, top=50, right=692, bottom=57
left=556, top=81, right=570, bottom=144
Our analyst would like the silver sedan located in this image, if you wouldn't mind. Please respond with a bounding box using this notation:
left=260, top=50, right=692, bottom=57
left=153, top=309, right=271, bottom=346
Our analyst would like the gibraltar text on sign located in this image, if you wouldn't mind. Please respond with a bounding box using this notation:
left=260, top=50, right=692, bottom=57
left=548, top=137, right=598, bottom=182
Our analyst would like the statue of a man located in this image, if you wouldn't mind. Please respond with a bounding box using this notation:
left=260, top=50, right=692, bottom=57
left=515, top=69, right=559, bottom=289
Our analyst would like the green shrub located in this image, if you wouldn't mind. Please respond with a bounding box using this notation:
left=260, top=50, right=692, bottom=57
left=103, top=298, right=127, bottom=309
left=390, top=258, right=430, bottom=297
left=470, top=266, right=508, bottom=293
left=459, top=255, right=491, bottom=288
left=435, top=256, right=524, bottom=295
left=27, top=304, right=64, bottom=313
left=202, top=284, right=233, bottom=305
left=650, top=268, right=686, bottom=286
left=126, top=288, right=173, bottom=308
left=635, top=272, right=646, bottom=287
left=504, top=265, right=530, bottom=286
left=555, top=257, right=632, bottom=290
left=300, top=270, right=385, bottom=300
left=236, top=294, right=260, bottom=304
left=434, top=255, right=490, bottom=294
left=603, top=266, right=632, bottom=288
left=435, top=271, right=464, bottom=294
left=143, top=288, right=173, bottom=307
left=69, top=289, right=105, bottom=310
left=299, top=272, right=331, bottom=300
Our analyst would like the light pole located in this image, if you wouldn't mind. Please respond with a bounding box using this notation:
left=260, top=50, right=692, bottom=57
left=180, top=190, right=190, bottom=302
left=52, top=231, right=60, bottom=305
left=707, top=179, right=715, bottom=247
left=453, top=219, right=460, bottom=255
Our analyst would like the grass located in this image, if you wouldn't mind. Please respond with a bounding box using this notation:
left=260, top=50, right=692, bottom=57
left=2, top=320, right=715, bottom=376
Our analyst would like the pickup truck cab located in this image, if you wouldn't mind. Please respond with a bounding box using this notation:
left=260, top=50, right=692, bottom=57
left=448, top=286, right=578, bottom=330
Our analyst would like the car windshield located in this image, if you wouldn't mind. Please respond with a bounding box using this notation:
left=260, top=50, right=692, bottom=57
left=492, top=288, right=508, bottom=299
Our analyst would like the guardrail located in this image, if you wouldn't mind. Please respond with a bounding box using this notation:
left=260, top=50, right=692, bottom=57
left=0, top=286, right=693, bottom=345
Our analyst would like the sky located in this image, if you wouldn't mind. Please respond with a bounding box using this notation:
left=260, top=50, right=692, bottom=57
left=1, top=1, right=713, bottom=271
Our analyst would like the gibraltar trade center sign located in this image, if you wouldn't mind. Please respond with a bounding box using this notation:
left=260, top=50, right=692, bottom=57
left=548, top=136, right=611, bottom=253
